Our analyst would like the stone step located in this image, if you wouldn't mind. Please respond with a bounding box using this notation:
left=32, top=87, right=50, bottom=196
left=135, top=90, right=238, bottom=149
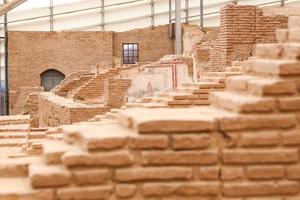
left=244, top=59, right=300, bottom=76
left=256, top=43, right=300, bottom=60
left=175, top=87, right=198, bottom=93
left=225, top=66, right=243, bottom=72
left=0, top=132, right=27, bottom=139
left=226, top=75, right=258, bottom=93
left=247, top=78, right=298, bottom=96
left=192, top=82, right=225, bottom=89
left=62, top=149, right=133, bottom=168
left=210, top=91, right=277, bottom=113
left=0, top=178, right=54, bottom=200
left=167, top=100, right=193, bottom=106
left=167, top=92, right=194, bottom=100
left=29, top=164, right=71, bottom=188
left=43, top=140, right=74, bottom=165
left=28, top=132, right=46, bottom=139
left=46, top=133, right=63, bottom=140
left=0, top=124, right=30, bottom=132
left=0, top=139, right=27, bottom=147
left=125, top=102, right=167, bottom=109
left=71, top=124, right=137, bottom=151
left=204, top=71, right=242, bottom=78
left=118, top=107, right=217, bottom=133
left=226, top=75, right=297, bottom=96
left=200, top=76, right=226, bottom=83
left=0, top=157, right=41, bottom=178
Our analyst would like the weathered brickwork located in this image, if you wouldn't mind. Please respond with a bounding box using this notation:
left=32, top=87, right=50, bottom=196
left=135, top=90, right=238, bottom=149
left=38, top=93, right=109, bottom=127
left=8, top=31, right=113, bottom=110
left=113, top=25, right=174, bottom=63
left=9, top=25, right=175, bottom=114
left=105, top=78, right=132, bottom=108
left=210, top=4, right=288, bottom=71
left=2, top=15, right=297, bottom=200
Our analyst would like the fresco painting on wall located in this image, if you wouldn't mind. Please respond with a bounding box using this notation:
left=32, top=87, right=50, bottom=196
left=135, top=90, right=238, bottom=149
left=127, top=63, right=190, bottom=102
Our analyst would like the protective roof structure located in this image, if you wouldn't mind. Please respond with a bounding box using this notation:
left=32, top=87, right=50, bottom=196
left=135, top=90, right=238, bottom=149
left=2, top=0, right=299, bottom=32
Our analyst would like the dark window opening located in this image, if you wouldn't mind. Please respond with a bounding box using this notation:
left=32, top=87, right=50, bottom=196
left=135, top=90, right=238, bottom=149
left=40, top=69, right=65, bottom=92
left=123, top=43, right=139, bottom=64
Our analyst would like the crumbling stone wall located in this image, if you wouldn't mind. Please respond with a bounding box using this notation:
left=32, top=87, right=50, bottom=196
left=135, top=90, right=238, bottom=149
left=10, top=86, right=43, bottom=114
left=210, top=4, right=288, bottom=71
left=9, top=25, right=175, bottom=114
left=104, top=78, right=132, bottom=108
left=38, top=93, right=109, bottom=127
left=8, top=31, right=114, bottom=113
left=23, top=92, right=39, bottom=127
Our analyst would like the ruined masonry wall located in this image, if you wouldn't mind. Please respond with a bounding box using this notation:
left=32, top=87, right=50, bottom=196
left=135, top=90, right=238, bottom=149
left=210, top=4, right=288, bottom=71
left=38, top=93, right=109, bottom=127
left=105, top=78, right=132, bottom=108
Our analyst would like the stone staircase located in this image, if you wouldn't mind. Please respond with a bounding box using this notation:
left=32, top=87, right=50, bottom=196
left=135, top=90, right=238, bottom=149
left=127, top=62, right=242, bottom=108
left=1, top=16, right=300, bottom=200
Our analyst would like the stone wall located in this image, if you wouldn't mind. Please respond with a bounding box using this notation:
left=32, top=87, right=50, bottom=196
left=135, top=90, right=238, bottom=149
left=113, top=25, right=174, bottom=63
left=210, top=4, right=288, bottom=71
left=9, top=26, right=175, bottom=113
left=38, top=93, right=109, bottom=127
left=8, top=31, right=113, bottom=113
left=105, top=78, right=132, bottom=108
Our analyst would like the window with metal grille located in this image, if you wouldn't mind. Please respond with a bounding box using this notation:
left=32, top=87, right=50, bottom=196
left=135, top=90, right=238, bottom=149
left=122, top=43, right=139, bottom=64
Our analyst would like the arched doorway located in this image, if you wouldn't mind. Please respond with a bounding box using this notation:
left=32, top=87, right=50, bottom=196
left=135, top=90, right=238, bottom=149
left=40, top=69, right=65, bottom=92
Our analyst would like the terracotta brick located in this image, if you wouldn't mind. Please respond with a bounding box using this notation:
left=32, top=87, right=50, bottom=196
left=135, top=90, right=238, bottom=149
left=116, top=184, right=137, bottom=198
left=221, top=167, right=244, bottom=180
left=246, top=166, right=285, bottom=180
left=199, top=167, right=220, bottom=180
left=73, top=169, right=111, bottom=186
left=172, top=134, right=211, bottom=150
left=220, top=114, right=297, bottom=131
left=142, top=182, right=220, bottom=197
left=129, top=135, right=168, bottom=150
left=57, top=186, right=113, bottom=200
left=239, top=131, right=280, bottom=147
left=223, top=181, right=299, bottom=197
left=223, top=149, right=298, bottom=164
left=283, top=129, right=300, bottom=145
left=287, top=165, right=300, bottom=180
left=115, top=167, right=192, bottom=182
left=279, top=97, right=300, bottom=111
left=62, top=150, right=134, bottom=167
left=142, top=150, right=219, bottom=166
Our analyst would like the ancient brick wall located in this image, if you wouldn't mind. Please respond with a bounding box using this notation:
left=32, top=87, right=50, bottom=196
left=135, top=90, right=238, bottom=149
left=8, top=31, right=114, bottom=112
left=105, top=78, right=132, bottom=108
left=38, top=93, right=109, bottom=127
left=9, top=26, right=175, bottom=113
left=210, top=4, right=288, bottom=71
left=113, top=25, right=174, bottom=63
left=10, top=86, right=43, bottom=114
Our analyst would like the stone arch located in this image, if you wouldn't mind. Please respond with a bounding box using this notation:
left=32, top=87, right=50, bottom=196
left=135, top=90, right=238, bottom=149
left=40, top=69, right=65, bottom=92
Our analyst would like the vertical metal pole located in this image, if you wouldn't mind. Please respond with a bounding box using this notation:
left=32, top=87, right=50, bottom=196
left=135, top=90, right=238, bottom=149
left=281, top=0, right=285, bottom=6
left=175, top=0, right=182, bottom=55
left=200, top=0, right=203, bottom=27
left=4, top=0, right=8, bottom=115
left=169, top=0, right=172, bottom=39
left=150, top=0, right=154, bottom=28
left=100, top=0, right=105, bottom=31
left=49, top=0, right=54, bottom=31
left=185, top=0, right=189, bottom=24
